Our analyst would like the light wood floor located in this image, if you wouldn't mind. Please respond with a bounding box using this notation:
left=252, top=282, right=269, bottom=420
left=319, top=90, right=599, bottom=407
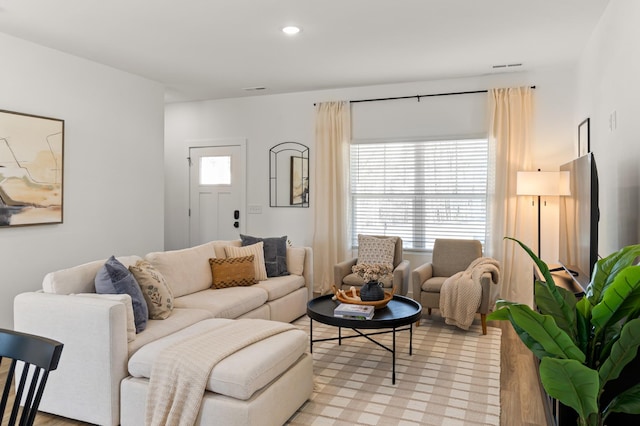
left=2, top=320, right=548, bottom=426
left=494, top=319, right=549, bottom=426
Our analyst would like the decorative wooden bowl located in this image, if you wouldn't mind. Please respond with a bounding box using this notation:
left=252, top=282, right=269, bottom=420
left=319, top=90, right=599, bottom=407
left=332, top=285, right=394, bottom=309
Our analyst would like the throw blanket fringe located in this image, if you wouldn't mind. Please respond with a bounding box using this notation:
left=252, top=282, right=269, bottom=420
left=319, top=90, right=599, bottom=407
left=145, top=319, right=295, bottom=426
left=439, top=257, right=500, bottom=331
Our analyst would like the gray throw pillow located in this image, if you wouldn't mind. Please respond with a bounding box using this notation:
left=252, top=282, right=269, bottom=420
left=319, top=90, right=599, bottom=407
left=240, top=234, right=289, bottom=278
left=95, top=256, right=148, bottom=333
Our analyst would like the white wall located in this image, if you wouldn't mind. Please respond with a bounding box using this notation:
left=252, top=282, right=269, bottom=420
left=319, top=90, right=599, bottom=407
left=576, top=0, right=640, bottom=256
left=0, top=34, right=165, bottom=329
left=164, top=94, right=316, bottom=249
left=165, top=68, right=577, bottom=270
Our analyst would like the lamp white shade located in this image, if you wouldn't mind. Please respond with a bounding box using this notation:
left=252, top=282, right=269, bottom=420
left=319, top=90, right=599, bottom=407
left=517, top=171, right=570, bottom=196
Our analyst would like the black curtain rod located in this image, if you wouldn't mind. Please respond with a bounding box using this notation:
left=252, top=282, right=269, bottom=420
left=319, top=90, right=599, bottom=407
left=351, top=89, right=488, bottom=103
left=351, top=85, right=536, bottom=104
left=313, top=85, right=536, bottom=106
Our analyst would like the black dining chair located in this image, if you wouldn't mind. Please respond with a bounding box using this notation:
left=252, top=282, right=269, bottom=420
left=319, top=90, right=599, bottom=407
left=0, top=328, right=63, bottom=426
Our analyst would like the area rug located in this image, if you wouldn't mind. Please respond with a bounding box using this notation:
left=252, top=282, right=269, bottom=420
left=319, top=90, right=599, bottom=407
left=287, top=316, right=501, bottom=426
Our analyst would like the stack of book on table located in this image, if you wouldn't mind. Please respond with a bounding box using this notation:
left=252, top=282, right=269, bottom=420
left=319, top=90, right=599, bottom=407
left=334, top=303, right=375, bottom=320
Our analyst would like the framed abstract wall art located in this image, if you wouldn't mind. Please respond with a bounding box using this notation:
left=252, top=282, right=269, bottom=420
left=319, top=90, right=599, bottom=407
left=0, top=109, right=64, bottom=227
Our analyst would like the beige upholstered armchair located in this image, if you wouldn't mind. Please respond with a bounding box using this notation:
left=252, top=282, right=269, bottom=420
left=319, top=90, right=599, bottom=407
left=412, top=239, right=493, bottom=335
left=334, top=235, right=410, bottom=296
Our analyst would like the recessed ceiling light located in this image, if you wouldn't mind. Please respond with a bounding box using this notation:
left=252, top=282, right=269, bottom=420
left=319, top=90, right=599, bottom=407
left=282, top=26, right=301, bottom=35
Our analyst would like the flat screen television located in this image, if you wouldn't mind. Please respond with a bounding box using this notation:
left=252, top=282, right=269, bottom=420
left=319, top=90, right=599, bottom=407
left=558, top=152, right=599, bottom=292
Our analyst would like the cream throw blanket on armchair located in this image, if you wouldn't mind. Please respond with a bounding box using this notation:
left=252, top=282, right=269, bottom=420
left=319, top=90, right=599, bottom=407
left=146, top=319, right=295, bottom=426
left=439, top=257, right=500, bottom=330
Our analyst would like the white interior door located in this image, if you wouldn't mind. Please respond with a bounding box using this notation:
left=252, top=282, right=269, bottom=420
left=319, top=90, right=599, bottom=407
left=189, top=144, right=245, bottom=246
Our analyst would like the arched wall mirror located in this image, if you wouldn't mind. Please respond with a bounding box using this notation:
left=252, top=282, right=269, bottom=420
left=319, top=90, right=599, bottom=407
left=269, top=142, right=309, bottom=207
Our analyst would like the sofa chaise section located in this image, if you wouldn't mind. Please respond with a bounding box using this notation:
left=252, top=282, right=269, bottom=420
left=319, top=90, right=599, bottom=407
left=121, top=318, right=313, bottom=426
left=13, top=240, right=313, bottom=426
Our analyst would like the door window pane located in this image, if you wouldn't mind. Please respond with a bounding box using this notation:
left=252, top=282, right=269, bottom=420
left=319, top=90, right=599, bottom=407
left=200, top=156, right=231, bottom=185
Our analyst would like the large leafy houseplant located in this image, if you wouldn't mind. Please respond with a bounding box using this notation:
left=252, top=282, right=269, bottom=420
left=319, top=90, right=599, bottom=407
left=488, top=238, right=640, bottom=426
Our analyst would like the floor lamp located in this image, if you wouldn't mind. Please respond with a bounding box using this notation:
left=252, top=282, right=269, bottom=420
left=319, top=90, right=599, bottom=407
left=516, top=170, right=570, bottom=259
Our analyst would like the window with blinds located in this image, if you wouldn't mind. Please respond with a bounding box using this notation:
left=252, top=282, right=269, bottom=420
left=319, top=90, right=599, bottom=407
left=350, top=138, right=488, bottom=251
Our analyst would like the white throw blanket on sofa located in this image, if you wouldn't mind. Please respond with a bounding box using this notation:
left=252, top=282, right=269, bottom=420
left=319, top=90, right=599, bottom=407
left=146, top=319, right=295, bottom=426
left=439, top=257, right=500, bottom=331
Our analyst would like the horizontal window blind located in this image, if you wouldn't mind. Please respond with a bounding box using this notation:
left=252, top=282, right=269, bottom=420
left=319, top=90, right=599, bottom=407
left=351, top=138, right=488, bottom=250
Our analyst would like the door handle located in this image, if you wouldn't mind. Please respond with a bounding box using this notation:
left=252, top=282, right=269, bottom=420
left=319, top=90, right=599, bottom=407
left=233, top=221, right=239, bottom=228
left=234, top=210, right=240, bottom=219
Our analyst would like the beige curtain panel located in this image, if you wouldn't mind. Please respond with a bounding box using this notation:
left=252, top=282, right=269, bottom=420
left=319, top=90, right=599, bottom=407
left=486, top=86, right=536, bottom=307
left=312, top=101, right=351, bottom=294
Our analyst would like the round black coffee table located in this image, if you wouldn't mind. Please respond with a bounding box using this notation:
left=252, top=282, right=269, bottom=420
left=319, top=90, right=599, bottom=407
left=306, top=294, right=422, bottom=384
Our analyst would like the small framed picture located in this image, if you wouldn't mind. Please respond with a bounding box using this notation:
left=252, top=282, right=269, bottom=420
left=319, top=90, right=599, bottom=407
left=290, top=156, right=309, bottom=206
left=578, top=118, right=590, bottom=157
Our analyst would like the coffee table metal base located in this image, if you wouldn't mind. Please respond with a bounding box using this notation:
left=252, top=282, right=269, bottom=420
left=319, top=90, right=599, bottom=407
left=309, top=320, right=413, bottom=385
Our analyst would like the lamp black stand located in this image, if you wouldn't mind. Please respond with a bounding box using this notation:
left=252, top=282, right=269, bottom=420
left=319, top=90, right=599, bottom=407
left=536, top=195, right=541, bottom=259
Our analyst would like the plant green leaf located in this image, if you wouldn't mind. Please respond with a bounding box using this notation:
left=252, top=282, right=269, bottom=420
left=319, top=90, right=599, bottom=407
left=506, top=237, right=577, bottom=340
left=598, top=318, right=640, bottom=390
left=587, top=245, right=640, bottom=305
left=487, top=306, right=510, bottom=321
left=495, top=299, right=519, bottom=309
left=576, top=297, right=592, bottom=322
left=510, top=319, right=552, bottom=360
left=508, top=304, right=585, bottom=362
left=591, top=266, right=640, bottom=330
left=597, top=326, right=622, bottom=367
left=539, top=358, right=599, bottom=422
left=535, top=280, right=577, bottom=339
left=604, top=382, right=640, bottom=417
left=607, top=286, right=640, bottom=327
left=575, top=309, right=590, bottom=357
left=586, top=412, right=601, bottom=426
left=505, top=237, right=555, bottom=287
left=488, top=304, right=553, bottom=359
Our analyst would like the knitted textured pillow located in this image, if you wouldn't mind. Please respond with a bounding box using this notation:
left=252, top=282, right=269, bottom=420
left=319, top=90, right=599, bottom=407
left=356, top=235, right=397, bottom=265
left=209, top=255, right=257, bottom=288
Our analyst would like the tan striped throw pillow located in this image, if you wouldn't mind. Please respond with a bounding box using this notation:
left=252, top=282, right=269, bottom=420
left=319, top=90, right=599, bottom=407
left=209, top=255, right=257, bottom=289
left=224, top=242, right=268, bottom=281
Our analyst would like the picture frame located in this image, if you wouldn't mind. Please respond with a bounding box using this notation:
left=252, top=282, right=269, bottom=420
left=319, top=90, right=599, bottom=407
left=269, top=142, right=309, bottom=208
left=578, top=117, right=590, bottom=157
left=290, top=156, right=309, bottom=205
left=0, top=109, right=64, bottom=227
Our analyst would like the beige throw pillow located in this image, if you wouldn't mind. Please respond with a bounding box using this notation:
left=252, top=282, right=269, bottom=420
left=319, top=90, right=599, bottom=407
left=224, top=242, right=268, bottom=281
left=286, top=247, right=306, bottom=276
left=209, top=255, right=257, bottom=288
left=129, top=260, right=174, bottom=320
left=357, top=235, right=397, bottom=265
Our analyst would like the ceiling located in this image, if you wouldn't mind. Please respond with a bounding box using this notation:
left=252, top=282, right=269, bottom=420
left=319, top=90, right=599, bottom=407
left=0, top=0, right=609, bottom=103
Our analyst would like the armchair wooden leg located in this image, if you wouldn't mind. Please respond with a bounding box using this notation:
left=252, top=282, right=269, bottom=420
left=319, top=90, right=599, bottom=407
left=481, top=313, right=487, bottom=335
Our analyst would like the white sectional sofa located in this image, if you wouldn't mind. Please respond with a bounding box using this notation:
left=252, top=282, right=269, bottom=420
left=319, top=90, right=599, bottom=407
left=13, top=239, right=314, bottom=426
